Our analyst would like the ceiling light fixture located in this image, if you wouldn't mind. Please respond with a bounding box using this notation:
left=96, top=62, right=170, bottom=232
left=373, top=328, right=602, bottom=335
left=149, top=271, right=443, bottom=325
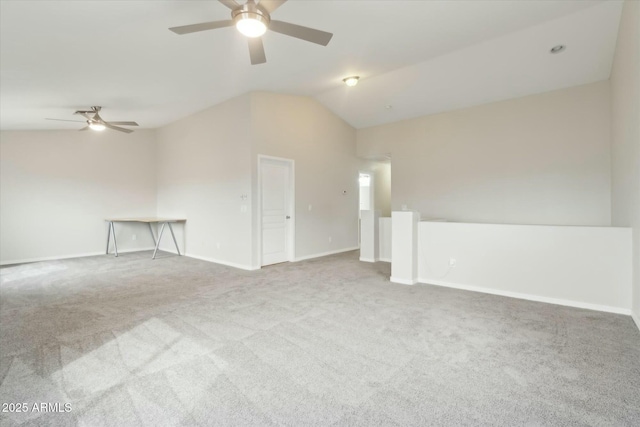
left=343, top=76, right=359, bottom=87
left=233, top=1, right=269, bottom=38
left=550, top=45, right=566, bottom=54
left=88, top=122, right=106, bottom=131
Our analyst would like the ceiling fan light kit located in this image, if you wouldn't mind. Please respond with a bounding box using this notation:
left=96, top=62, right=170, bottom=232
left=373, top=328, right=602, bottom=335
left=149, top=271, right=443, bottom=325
left=169, top=0, right=333, bottom=65
left=233, top=2, right=269, bottom=38
left=88, top=122, right=106, bottom=131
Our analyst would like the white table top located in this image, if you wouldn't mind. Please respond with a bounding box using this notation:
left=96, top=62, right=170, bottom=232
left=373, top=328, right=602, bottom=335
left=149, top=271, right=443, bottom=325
left=106, top=217, right=186, bottom=223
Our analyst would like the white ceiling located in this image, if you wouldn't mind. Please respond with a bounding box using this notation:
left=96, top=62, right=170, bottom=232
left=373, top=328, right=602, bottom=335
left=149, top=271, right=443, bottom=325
left=0, top=0, right=623, bottom=131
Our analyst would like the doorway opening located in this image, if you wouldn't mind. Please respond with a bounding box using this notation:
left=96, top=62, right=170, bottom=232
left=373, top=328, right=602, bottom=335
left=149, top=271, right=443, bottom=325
left=358, top=158, right=392, bottom=246
left=359, top=173, right=372, bottom=212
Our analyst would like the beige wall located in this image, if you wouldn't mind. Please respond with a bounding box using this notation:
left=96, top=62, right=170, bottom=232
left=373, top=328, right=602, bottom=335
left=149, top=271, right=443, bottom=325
left=250, top=92, right=359, bottom=265
left=0, top=130, right=157, bottom=264
left=610, top=0, right=640, bottom=321
left=155, top=94, right=254, bottom=269
left=357, top=81, right=612, bottom=226
left=1, top=93, right=359, bottom=269
left=373, top=161, right=391, bottom=217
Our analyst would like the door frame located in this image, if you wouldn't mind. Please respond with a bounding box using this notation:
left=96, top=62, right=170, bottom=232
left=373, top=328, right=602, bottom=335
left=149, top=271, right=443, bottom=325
left=257, top=155, right=295, bottom=267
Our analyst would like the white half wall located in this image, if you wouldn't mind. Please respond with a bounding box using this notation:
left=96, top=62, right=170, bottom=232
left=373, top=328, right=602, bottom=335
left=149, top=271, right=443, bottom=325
left=417, top=222, right=632, bottom=313
left=0, top=130, right=157, bottom=265
left=359, top=210, right=379, bottom=262
left=357, top=81, right=612, bottom=227
left=391, top=210, right=419, bottom=285
left=379, top=217, right=392, bottom=262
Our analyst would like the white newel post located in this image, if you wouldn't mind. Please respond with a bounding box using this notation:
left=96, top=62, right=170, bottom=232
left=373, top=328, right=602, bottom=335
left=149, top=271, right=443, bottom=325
left=391, top=210, right=419, bottom=285
left=360, top=210, right=380, bottom=262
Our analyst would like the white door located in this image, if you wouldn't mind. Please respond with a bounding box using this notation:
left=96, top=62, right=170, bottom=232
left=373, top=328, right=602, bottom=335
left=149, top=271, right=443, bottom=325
left=261, top=158, right=292, bottom=266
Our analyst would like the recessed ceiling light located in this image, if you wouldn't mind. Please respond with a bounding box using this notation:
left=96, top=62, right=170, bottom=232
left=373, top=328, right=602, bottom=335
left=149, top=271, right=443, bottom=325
left=550, top=45, right=566, bottom=54
left=343, top=76, right=359, bottom=87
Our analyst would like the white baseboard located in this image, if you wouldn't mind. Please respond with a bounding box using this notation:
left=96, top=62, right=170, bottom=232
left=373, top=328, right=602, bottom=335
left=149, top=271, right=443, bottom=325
left=390, top=277, right=417, bottom=285
left=360, top=257, right=392, bottom=263
left=633, top=311, right=640, bottom=332
left=1, top=247, right=156, bottom=266
left=184, top=253, right=259, bottom=271
left=187, top=247, right=359, bottom=270
left=419, top=278, right=632, bottom=316
left=294, top=247, right=359, bottom=262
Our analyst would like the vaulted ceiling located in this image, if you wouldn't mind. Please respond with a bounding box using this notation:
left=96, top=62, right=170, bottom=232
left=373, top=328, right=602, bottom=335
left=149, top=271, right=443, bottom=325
left=0, top=0, right=623, bottom=130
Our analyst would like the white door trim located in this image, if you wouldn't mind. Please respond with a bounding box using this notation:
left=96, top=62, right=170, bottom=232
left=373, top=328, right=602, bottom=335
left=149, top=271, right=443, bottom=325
left=257, top=155, right=295, bottom=267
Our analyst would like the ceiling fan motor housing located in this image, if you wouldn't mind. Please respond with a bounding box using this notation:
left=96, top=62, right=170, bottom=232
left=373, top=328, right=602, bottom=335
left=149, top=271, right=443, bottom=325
left=232, top=1, right=271, bottom=31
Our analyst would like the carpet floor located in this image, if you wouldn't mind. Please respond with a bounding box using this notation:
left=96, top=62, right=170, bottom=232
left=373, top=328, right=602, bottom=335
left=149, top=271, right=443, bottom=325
left=0, top=251, right=639, bottom=426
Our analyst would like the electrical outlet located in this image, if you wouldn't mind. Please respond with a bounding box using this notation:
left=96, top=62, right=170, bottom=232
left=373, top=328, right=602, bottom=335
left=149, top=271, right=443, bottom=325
left=216, top=242, right=221, bottom=249
left=132, top=234, right=137, bottom=241
left=328, top=236, right=332, bottom=243
left=401, top=204, right=407, bottom=210
left=449, top=258, right=456, bottom=266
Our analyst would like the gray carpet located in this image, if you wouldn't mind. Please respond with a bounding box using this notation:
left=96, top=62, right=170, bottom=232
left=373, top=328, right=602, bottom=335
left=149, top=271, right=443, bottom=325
left=0, top=251, right=639, bottom=427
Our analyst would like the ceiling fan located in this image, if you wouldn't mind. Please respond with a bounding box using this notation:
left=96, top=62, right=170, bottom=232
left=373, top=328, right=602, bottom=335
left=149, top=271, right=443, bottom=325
left=46, top=107, right=139, bottom=133
left=169, top=0, right=333, bottom=65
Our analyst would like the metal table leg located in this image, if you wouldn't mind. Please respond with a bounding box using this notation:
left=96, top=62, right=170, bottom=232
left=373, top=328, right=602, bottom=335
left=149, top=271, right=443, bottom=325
left=152, top=223, right=166, bottom=259
left=167, top=223, right=181, bottom=256
left=106, top=221, right=112, bottom=254
left=147, top=222, right=157, bottom=247
left=111, top=221, right=119, bottom=257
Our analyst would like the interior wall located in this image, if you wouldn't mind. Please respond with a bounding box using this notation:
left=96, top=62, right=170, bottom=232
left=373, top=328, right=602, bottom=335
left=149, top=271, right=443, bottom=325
left=155, top=94, right=254, bottom=269
left=0, top=130, right=157, bottom=264
left=357, top=81, right=612, bottom=226
left=610, top=0, right=640, bottom=325
left=373, top=161, right=391, bottom=217
left=250, top=92, right=359, bottom=266
left=418, top=222, right=632, bottom=313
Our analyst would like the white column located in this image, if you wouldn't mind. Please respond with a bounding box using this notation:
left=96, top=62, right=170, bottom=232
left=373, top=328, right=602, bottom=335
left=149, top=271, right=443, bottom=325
left=391, top=210, right=419, bottom=285
left=360, top=210, right=380, bottom=262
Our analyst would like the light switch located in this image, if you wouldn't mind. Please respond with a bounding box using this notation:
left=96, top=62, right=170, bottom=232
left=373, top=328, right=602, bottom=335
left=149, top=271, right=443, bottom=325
left=240, top=205, right=247, bottom=213
left=308, top=204, right=312, bottom=211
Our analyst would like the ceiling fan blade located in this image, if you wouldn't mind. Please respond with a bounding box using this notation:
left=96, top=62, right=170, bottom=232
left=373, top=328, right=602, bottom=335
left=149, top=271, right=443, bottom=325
left=107, top=121, right=139, bottom=126
left=257, top=0, right=287, bottom=14
left=169, top=20, right=234, bottom=35
left=218, top=0, right=240, bottom=10
left=104, top=123, right=134, bottom=134
left=79, top=126, right=89, bottom=131
left=74, top=111, right=95, bottom=120
left=45, top=118, right=85, bottom=123
left=248, top=37, right=267, bottom=65
left=269, top=20, right=333, bottom=46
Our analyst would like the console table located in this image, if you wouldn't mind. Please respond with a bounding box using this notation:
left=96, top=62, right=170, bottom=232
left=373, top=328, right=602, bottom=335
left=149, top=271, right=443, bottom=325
left=105, top=218, right=186, bottom=259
